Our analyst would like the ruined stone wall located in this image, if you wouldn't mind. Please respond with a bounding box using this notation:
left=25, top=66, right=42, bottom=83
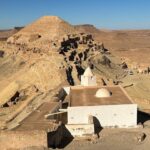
left=0, top=130, right=47, bottom=149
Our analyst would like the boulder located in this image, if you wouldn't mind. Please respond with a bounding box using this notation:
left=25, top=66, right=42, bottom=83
left=143, top=120, right=150, bottom=128
left=0, top=50, right=4, bottom=57
left=0, top=82, right=19, bottom=107
left=136, top=132, right=146, bottom=142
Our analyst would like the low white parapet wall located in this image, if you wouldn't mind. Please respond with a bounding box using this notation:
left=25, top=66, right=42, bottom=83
left=65, top=124, right=94, bottom=137
left=68, top=104, right=137, bottom=128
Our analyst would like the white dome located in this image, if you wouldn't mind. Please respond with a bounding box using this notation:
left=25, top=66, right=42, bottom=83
left=95, top=88, right=111, bottom=98
left=83, top=67, right=93, bottom=77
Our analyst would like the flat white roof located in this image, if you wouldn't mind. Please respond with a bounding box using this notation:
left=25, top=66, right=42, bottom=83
left=69, top=86, right=134, bottom=107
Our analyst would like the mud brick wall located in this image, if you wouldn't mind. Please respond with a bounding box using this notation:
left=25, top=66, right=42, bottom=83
left=0, top=130, right=47, bottom=149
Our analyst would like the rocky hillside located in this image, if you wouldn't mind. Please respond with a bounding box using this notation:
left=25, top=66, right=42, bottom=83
left=5, top=16, right=127, bottom=86
left=0, top=16, right=129, bottom=128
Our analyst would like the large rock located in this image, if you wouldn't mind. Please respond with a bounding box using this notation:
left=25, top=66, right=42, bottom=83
left=0, top=81, right=19, bottom=107
left=144, top=120, right=150, bottom=128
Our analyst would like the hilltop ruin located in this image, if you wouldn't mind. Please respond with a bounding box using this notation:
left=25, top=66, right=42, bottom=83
left=0, top=16, right=149, bottom=149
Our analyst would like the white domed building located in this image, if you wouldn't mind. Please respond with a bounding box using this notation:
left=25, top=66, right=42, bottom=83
left=63, top=67, right=137, bottom=137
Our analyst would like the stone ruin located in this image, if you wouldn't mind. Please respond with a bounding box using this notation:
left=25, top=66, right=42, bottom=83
left=58, top=33, right=109, bottom=85
left=137, top=66, right=150, bottom=74
left=0, top=50, right=4, bottom=57
left=0, top=84, right=39, bottom=108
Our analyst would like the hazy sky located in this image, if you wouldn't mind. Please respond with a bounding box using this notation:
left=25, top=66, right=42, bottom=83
left=1, top=0, right=150, bottom=29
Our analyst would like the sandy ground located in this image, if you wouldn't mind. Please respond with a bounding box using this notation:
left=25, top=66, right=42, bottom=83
left=13, top=127, right=150, bottom=150
left=121, top=74, right=150, bottom=111
left=62, top=128, right=149, bottom=150
left=96, top=30, right=150, bottom=67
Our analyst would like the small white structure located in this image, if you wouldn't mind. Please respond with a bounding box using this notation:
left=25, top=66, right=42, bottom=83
left=81, top=67, right=97, bottom=86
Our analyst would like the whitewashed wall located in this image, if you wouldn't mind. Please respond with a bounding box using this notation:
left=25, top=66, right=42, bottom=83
left=81, top=76, right=97, bottom=86
left=65, top=124, right=94, bottom=137
left=68, top=104, right=137, bottom=127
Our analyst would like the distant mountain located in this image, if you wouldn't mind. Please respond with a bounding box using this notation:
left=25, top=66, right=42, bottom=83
left=75, top=24, right=100, bottom=34
left=0, top=27, right=23, bottom=41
